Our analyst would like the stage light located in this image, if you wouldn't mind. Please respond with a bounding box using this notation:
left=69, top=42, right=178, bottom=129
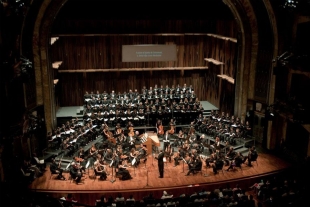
left=283, top=0, right=299, bottom=9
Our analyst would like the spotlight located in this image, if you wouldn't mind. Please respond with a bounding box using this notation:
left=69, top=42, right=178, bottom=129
left=283, top=0, right=299, bottom=9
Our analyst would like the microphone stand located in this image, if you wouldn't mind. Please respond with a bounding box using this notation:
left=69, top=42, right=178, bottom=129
left=144, top=168, right=151, bottom=188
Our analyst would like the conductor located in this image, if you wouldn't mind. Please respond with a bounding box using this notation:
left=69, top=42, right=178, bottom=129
left=155, top=148, right=164, bottom=178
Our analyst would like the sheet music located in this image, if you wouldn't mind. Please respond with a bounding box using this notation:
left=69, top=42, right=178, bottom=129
left=69, top=139, right=77, bottom=144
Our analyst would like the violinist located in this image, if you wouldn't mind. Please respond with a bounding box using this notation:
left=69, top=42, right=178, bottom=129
left=70, top=162, right=82, bottom=184
left=103, top=148, right=113, bottom=162
left=89, top=144, right=97, bottom=158
left=76, top=147, right=87, bottom=170
left=137, top=143, right=148, bottom=163
left=129, top=148, right=139, bottom=167
left=210, top=136, right=221, bottom=153
left=164, top=143, right=174, bottom=163
left=226, top=152, right=244, bottom=171
left=163, top=131, right=171, bottom=150
left=173, top=147, right=185, bottom=167
left=117, top=164, right=132, bottom=180
left=182, top=140, right=190, bottom=152
left=94, top=160, right=107, bottom=181
left=173, top=129, right=184, bottom=147
left=50, top=158, right=66, bottom=180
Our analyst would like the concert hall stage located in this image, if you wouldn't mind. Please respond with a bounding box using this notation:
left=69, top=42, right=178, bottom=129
left=29, top=152, right=291, bottom=206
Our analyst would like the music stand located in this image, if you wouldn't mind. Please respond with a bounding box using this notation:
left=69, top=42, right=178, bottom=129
left=181, top=157, right=187, bottom=173
left=144, top=167, right=151, bottom=188
left=152, top=153, right=155, bottom=166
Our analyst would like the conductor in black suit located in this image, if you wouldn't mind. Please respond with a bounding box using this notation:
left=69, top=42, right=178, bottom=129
left=156, top=148, right=164, bottom=178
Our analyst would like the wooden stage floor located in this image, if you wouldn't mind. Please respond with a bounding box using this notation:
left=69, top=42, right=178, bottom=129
left=29, top=152, right=290, bottom=193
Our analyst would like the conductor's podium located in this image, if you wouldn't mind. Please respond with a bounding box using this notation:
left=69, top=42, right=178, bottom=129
left=140, top=132, right=160, bottom=154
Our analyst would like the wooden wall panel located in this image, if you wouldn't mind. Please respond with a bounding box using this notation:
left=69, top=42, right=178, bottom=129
left=51, top=20, right=238, bottom=107
left=51, top=35, right=212, bottom=70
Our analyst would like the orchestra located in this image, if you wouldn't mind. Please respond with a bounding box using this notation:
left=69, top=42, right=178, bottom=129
left=46, top=84, right=256, bottom=184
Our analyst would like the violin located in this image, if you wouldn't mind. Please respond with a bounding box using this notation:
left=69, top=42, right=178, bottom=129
left=74, top=157, right=84, bottom=162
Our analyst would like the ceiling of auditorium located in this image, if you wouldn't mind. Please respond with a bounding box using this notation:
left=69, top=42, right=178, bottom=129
left=52, top=0, right=234, bottom=34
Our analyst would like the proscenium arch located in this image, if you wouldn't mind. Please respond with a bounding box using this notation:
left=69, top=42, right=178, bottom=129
left=32, top=0, right=277, bottom=140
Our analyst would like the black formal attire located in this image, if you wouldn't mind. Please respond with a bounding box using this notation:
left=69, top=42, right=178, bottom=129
left=50, top=160, right=65, bottom=180
left=156, top=151, right=164, bottom=178
left=70, top=165, right=82, bottom=183
left=186, top=158, right=202, bottom=175
left=162, top=134, right=170, bottom=150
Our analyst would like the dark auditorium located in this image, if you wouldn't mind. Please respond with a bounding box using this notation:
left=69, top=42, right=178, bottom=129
left=1, top=0, right=310, bottom=207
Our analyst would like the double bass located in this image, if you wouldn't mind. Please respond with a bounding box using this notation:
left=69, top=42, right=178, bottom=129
left=103, top=123, right=116, bottom=144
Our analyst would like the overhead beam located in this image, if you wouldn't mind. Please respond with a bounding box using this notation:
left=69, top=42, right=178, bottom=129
left=58, top=66, right=208, bottom=73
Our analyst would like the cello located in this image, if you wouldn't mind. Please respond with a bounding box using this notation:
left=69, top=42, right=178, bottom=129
left=168, top=124, right=175, bottom=135
left=128, top=126, right=135, bottom=137
left=158, top=124, right=164, bottom=135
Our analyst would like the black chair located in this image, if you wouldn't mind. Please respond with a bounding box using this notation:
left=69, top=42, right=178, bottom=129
left=214, top=160, right=225, bottom=174
left=193, top=162, right=203, bottom=176
left=250, top=154, right=258, bottom=166
left=49, top=168, right=59, bottom=180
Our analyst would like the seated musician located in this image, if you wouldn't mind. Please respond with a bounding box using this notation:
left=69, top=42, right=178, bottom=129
left=182, top=140, right=190, bottom=152
left=185, top=156, right=202, bottom=176
left=205, top=153, right=216, bottom=168
left=226, top=152, right=244, bottom=171
left=87, top=144, right=98, bottom=167
left=61, top=138, right=74, bottom=157
left=50, top=158, right=66, bottom=180
left=164, top=143, right=174, bottom=163
left=211, top=158, right=224, bottom=175
left=70, top=162, right=82, bottom=183
left=225, top=127, right=236, bottom=145
left=136, top=144, right=148, bottom=164
left=242, top=146, right=258, bottom=166
left=127, top=133, right=136, bottom=150
left=174, top=129, right=184, bottom=147
left=173, top=148, right=180, bottom=167
left=210, top=136, right=221, bottom=154
left=162, top=131, right=171, bottom=150
left=129, top=148, right=138, bottom=166
left=224, top=146, right=236, bottom=166
left=116, top=164, right=132, bottom=180
left=94, top=160, right=107, bottom=180
left=31, top=153, right=46, bottom=171
left=103, top=149, right=113, bottom=162
left=188, top=131, right=196, bottom=144
left=135, top=130, right=143, bottom=144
